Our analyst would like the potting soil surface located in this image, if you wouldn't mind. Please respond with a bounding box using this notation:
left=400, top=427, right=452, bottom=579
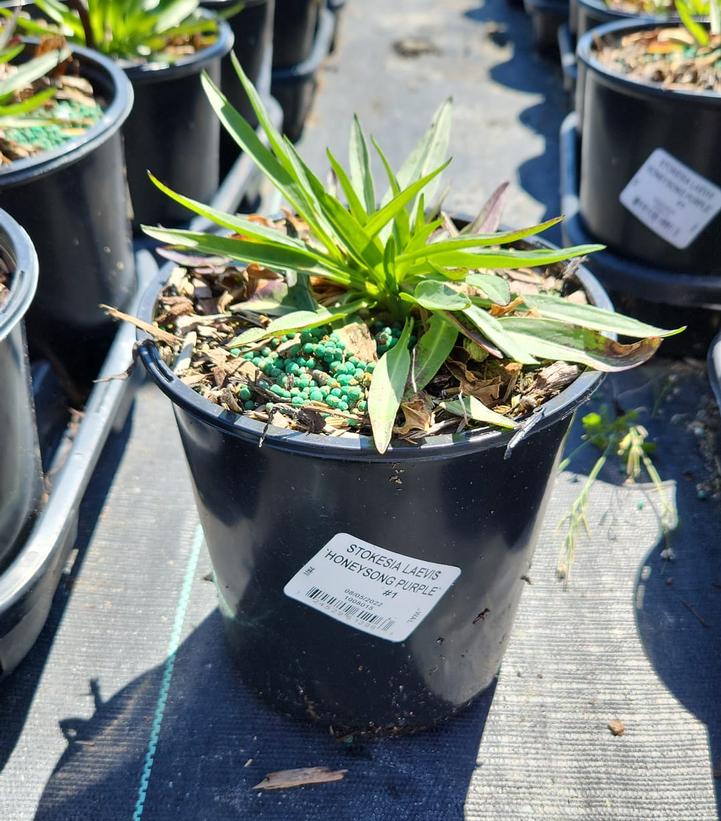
left=2, top=1, right=721, bottom=819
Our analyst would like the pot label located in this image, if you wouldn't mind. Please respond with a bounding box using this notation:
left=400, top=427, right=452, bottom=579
left=619, top=149, right=721, bottom=249
left=283, top=533, right=461, bottom=643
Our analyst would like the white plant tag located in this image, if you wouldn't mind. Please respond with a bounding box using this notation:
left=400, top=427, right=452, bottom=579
left=619, top=149, right=721, bottom=249
left=283, top=533, right=461, bottom=643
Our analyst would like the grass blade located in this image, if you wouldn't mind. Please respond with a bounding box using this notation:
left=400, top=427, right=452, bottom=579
left=142, top=227, right=354, bottom=285
left=364, top=161, right=450, bottom=238
left=348, top=115, right=376, bottom=212
left=368, top=318, right=413, bottom=453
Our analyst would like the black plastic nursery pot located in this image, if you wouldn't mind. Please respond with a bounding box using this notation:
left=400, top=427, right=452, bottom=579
left=137, top=238, right=609, bottom=734
left=273, top=0, right=322, bottom=68
left=327, top=0, right=346, bottom=53
left=0, top=211, right=41, bottom=573
left=576, top=20, right=721, bottom=275
left=0, top=140, right=263, bottom=680
left=561, top=111, right=721, bottom=357
left=557, top=23, right=578, bottom=92
left=0, top=43, right=135, bottom=389
left=121, top=17, right=234, bottom=230
left=523, top=0, right=569, bottom=52
left=271, top=6, right=333, bottom=142
left=200, top=0, right=275, bottom=177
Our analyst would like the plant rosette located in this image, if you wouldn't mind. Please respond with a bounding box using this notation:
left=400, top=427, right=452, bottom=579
left=140, top=59, right=681, bottom=454
left=17, top=0, right=231, bottom=66
left=577, top=18, right=721, bottom=272
left=17, top=0, right=236, bottom=228
left=0, top=17, right=104, bottom=163
left=127, top=61, right=683, bottom=732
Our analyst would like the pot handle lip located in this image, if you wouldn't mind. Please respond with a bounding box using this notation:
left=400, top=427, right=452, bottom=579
left=708, top=330, right=721, bottom=411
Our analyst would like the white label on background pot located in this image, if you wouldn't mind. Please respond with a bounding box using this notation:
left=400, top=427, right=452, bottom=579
left=283, top=533, right=461, bottom=643
left=619, top=149, right=721, bottom=249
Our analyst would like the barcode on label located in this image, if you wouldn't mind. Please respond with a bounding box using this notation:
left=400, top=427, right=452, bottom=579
left=619, top=148, right=721, bottom=249
left=306, top=586, right=395, bottom=633
left=631, top=196, right=677, bottom=235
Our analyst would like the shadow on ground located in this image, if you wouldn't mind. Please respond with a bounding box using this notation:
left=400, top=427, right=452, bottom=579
left=34, top=609, right=495, bottom=821
left=565, top=364, right=721, bottom=815
left=631, top=366, right=721, bottom=815
left=0, top=410, right=135, bottom=773
left=464, top=0, right=567, bottom=236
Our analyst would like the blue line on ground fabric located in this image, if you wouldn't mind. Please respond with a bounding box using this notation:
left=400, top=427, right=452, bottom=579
left=132, top=523, right=204, bottom=821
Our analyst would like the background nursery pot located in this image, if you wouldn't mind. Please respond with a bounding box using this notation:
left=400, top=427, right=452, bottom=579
left=571, top=0, right=676, bottom=38
left=122, top=17, right=234, bottom=230
left=560, top=111, right=721, bottom=357
left=272, top=0, right=322, bottom=67
left=0, top=211, right=41, bottom=571
left=0, top=43, right=135, bottom=389
left=200, top=0, right=275, bottom=176
left=576, top=20, right=721, bottom=274
left=137, top=237, right=610, bottom=734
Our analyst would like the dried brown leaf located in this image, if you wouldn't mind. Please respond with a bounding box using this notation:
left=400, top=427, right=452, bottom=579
left=252, top=767, right=348, bottom=791
left=246, top=263, right=281, bottom=280
left=394, top=392, right=434, bottom=437
left=446, top=359, right=502, bottom=405
left=173, top=331, right=197, bottom=375
left=608, top=719, right=625, bottom=737
left=101, top=305, right=180, bottom=345
left=335, top=322, right=378, bottom=363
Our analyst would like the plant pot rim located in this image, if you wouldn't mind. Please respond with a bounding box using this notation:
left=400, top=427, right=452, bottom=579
left=0, top=41, right=133, bottom=186
left=708, top=330, right=721, bottom=412
left=137, top=232, right=610, bottom=462
left=201, top=0, right=268, bottom=8
left=577, top=19, right=721, bottom=103
left=120, top=15, right=234, bottom=84
left=0, top=209, right=38, bottom=344
left=576, top=0, right=674, bottom=22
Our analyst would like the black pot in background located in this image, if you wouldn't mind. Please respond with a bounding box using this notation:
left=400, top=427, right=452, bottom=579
left=571, top=0, right=679, bottom=36
left=200, top=0, right=275, bottom=178
left=0, top=211, right=41, bottom=572
left=137, top=237, right=608, bottom=734
left=327, top=0, right=346, bottom=53
left=560, top=111, right=721, bottom=358
left=122, top=18, right=234, bottom=231
left=576, top=20, right=721, bottom=275
left=271, top=6, right=333, bottom=142
left=0, top=43, right=135, bottom=390
left=273, top=0, right=322, bottom=68
left=523, top=0, right=569, bottom=52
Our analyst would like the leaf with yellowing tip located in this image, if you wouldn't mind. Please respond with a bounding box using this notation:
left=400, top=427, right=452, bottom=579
left=498, top=317, right=667, bottom=371
left=439, top=395, right=517, bottom=430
